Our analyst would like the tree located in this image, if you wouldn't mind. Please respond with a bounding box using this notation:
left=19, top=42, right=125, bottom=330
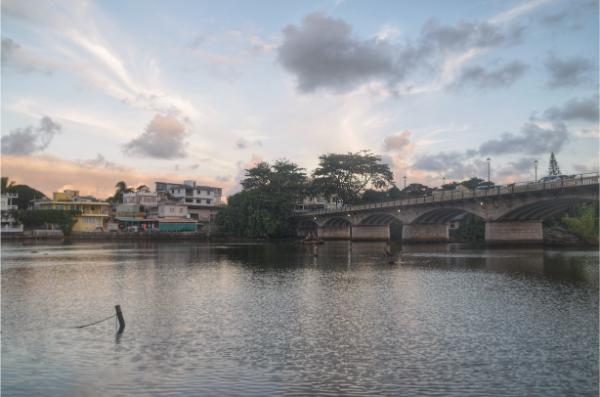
left=562, top=204, right=599, bottom=244
left=388, top=186, right=402, bottom=199
left=461, top=177, right=486, bottom=191
left=311, top=151, right=393, bottom=205
left=15, top=209, right=79, bottom=236
left=402, top=183, right=432, bottom=198
left=548, top=152, right=561, bottom=176
left=136, top=184, right=150, bottom=192
left=1, top=177, right=16, bottom=194
left=216, top=159, right=308, bottom=238
left=109, top=181, right=133, bottom=203
left=361, top=189, right=388, bottom=203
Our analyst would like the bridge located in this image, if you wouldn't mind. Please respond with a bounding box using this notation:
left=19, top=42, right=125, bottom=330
left=296, top=173, right=599, bottom=244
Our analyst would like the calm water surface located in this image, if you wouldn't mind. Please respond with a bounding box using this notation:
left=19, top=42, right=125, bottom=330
left=1, top=241, right=598, bottom=396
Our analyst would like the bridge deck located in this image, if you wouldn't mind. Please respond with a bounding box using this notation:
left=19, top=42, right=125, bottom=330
left=299, top=172, right=599, bottom=217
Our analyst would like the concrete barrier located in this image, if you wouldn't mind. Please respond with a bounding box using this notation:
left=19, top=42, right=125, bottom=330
left=318, top=226, right=351, bottom=240
left=402, top=224, right=449, bottom=243
left=485, top=221, right=543, bottom=244
left=351, top=225, right=390, bottom=241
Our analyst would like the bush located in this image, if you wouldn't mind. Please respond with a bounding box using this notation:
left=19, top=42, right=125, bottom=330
left=15, top=209, right=80, bottom=236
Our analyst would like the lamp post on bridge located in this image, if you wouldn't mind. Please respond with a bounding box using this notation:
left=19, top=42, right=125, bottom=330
left=403, top=175, right=407, bottom=189
left=533, top=159, right=539, bottom=181
left=486, top=157, right=491, bottom=184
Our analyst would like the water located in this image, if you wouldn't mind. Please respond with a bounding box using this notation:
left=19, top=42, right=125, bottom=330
left=1, top=241, right=598, bottom=396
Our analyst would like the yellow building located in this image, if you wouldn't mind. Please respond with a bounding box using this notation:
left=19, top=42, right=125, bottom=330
left=35, top=191, right=110, bottom=232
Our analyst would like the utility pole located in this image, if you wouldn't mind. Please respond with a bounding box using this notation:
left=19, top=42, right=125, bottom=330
left=533, top=159, right=538, bottom=181
left=486, top=158, right=491, bottom=184
left=403, top=175, right=407, bottom=189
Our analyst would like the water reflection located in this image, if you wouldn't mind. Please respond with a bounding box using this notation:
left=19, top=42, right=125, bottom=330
left=1, top=241, right=598, bottom=396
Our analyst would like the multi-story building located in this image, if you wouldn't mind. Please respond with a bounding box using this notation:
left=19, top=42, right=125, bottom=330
left=295, top=196, right=341, bottom=213
left=155, top=180, right=222, bottom=221
left=1, top=193, right=23, bottom=233
left=122, top=190, right=158, bottom=208
left=34, top=190, right=110, bottom=232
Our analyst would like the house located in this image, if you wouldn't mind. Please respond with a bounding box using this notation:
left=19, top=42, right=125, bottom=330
left=295, top=196, right=341, bottom=213
left=122, top=190, right=158, bottom=208
left=155, top=180, right=222, bottom=221
left=1, top=193, right=23, bottom=233
left=34, top=190, right=110, bottom=232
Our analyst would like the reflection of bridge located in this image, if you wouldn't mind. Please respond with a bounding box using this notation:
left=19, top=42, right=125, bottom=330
left=296, top=173, right=599, bottom=243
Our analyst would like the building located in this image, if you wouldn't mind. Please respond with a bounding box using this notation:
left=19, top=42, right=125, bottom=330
left=155, top=180, right=222, bottom=221
left=122, top=190, right=158, bottom=208
left=295, top=196, right=341, bottom=213
left=1, top=193, right=23, bottom=233
left=34, top=190, right=110, bottom=232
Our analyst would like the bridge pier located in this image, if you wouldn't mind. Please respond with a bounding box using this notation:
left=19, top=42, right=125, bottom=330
left=318, top=226, right=351, bottom=240
left=485, top=221, right=543, bottom=244
left=402, top=224, right=449, bottom=243
left=351, top=225, right=390, bottom=241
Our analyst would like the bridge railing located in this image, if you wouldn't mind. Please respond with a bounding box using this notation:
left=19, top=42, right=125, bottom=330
left=300, top=172, right=599, bottom=216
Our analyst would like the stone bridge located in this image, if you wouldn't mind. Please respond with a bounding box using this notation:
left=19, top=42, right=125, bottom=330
left=296, top=173, right=599, bottom=244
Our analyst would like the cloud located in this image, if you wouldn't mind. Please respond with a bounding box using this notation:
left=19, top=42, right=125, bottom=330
left=235, top=137, right=263, bottom=149
left=1, top=37, right=56, bottom=74
left=383, top=130, right=411, bottom=151
left=277, top=13, right=526, bottom=94
left=123, top=114, right=186, bottom=159
left=478, top=121, right=568, bottom=155
left=542, top=95, right=599, bottom=122
left=544, top=54, right=595, bottom=88
left=1, top=116, right=61, bottom=155
left=77, top=154, right=124, bottom=171
left=452, top=60, right=528, bottom=90
left=412, top=152, right=487, bottom=179
left=1, top=154, right=232, bottom=199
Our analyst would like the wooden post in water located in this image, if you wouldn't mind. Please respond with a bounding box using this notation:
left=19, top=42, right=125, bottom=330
left=115, top=305, right=125, bottom=333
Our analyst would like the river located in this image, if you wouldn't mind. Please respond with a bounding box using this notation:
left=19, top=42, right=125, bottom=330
left=1, top=241, right=598, bottom=396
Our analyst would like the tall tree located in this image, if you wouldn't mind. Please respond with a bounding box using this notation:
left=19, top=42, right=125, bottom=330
left=136, top=184, right=150, bottom=192
left=217, top=159, right=307, bottom=238
left=111, top=181, right=133, bottom=203
left=1, top=177, right=16, bottom=194
left=547, top=152, right=561, bottom=176
left=311, top=151, right=393, bottom=205
left=402, top=183, right=432, bottom=198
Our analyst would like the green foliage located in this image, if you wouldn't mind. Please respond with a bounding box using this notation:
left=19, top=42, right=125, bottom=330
left=454, top=214, right=485, bottom=241
left=1, top=177, right=47, bottom=209
left=14, top=209, right=80, bottom=236
left=461, top=177, right=485, bottom=191
left=547, top=152, right=561, bottom=176
left=1, top=177, right=16, bottom=193
left=217, top=160, right=307, bottom=238
left=311, top=151, right=393, bottom=205
left=401, top=183, right=432, bottom=198
left=562, top=204, right=599, bottom=244
left=108, top=181, right=133, bottom=203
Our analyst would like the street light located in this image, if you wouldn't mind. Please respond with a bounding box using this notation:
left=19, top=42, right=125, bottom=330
left=486, top=158, right=491, bottom=184
left=533, top=159, right=539, bottom=181
left=403, top=175, right=407, bottom=189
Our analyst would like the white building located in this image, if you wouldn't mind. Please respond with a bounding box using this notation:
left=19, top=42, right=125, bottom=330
left=158, top=202, right=189, bottom=218
left=122, top=191, right=158, bottom=207
left=295, top=196, right=341, bottom=213
left=1, top=193, right=23, bottom=233
left=155, top=180, right=222, bottom=221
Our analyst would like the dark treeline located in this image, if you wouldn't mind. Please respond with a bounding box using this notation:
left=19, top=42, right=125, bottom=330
left=215, top=152, right=500, bottom=239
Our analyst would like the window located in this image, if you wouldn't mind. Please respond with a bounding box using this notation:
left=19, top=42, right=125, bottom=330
left=206, top=199, right=212, bottom=204
left=170, top=207, right=174, bottom=213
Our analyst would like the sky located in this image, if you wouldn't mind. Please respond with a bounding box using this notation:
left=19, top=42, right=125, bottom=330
left=1, top=0, right=598, bottom=199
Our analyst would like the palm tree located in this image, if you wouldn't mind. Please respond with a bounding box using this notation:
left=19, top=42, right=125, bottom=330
left=1, top=177, right=16, bottom=194
left=112, top=181, right=133, bottom=203
left=136, top=184, right=150, bottom=192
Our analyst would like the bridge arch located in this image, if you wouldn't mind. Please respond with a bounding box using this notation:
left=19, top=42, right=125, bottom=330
left=410, top=207, right=484, bottom=224
left=357, top=212, right=402, bottom=226
left=496, top=198, right=596, bottom=221
left=321, top=216, right=353, bottom=228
